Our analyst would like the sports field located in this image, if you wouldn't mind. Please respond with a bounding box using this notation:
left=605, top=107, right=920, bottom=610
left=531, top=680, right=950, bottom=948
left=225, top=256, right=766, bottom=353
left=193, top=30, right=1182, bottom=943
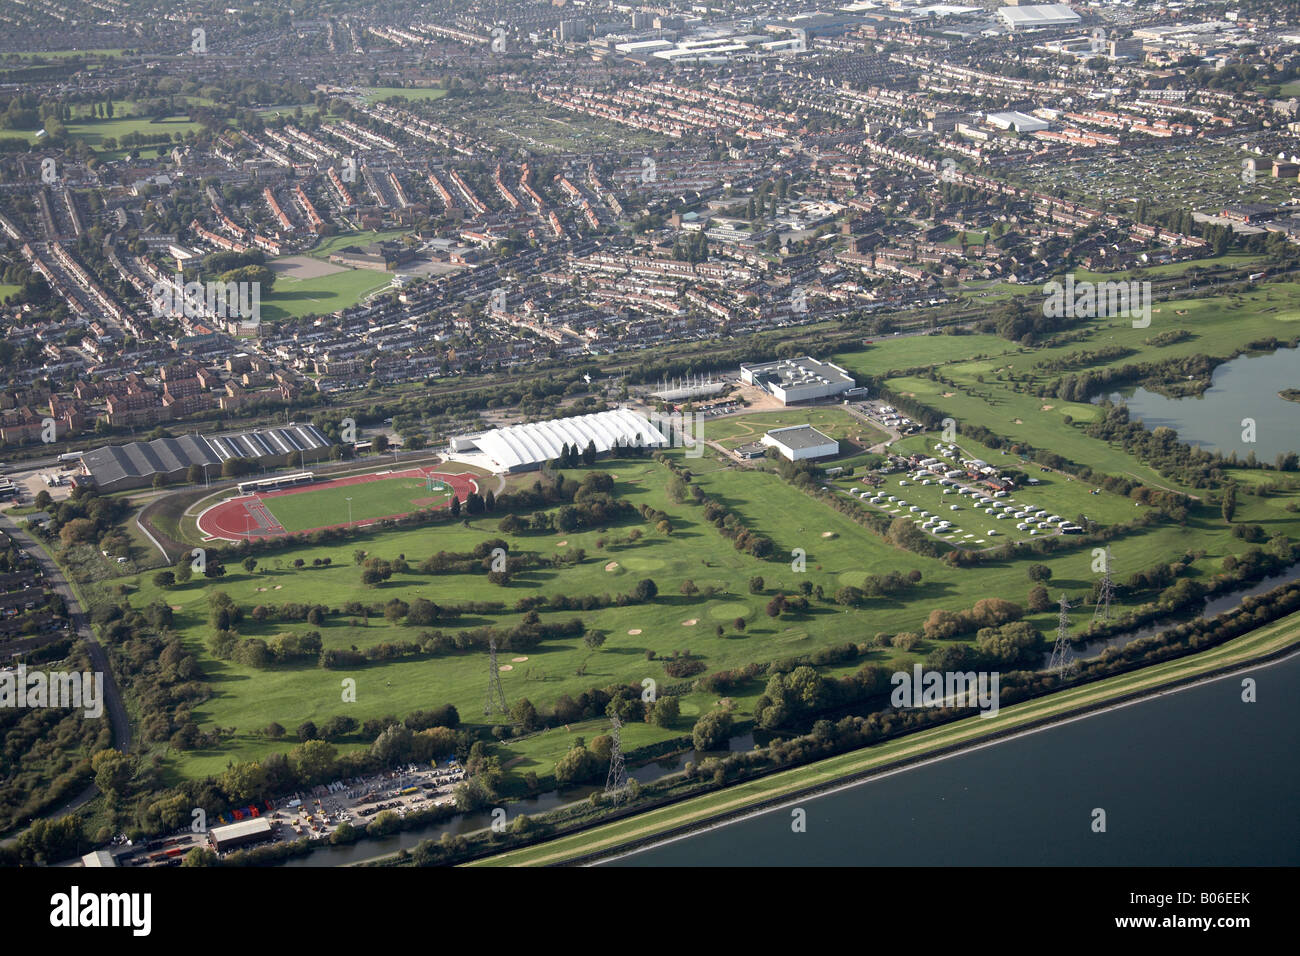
left=702, top=408, right=888, bottom=451
left=197, top=467, right=479, bottom=540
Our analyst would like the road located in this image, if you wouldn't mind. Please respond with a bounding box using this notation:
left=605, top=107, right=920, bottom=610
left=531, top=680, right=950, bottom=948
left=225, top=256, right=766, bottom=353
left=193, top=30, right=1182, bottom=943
left=0, top=514, right=131, bottom=779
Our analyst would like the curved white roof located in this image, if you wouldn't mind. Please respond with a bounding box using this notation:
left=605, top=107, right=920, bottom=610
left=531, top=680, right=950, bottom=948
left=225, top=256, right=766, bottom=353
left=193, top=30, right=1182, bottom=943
left=476, top=408, right=669, bottom=471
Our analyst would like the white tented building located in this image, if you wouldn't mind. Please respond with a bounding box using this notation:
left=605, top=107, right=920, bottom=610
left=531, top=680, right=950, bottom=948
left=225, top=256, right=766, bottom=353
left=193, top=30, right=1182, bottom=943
left=453, top=408, right=670, bottom=472
left=761, top=424, right=839, bottom=461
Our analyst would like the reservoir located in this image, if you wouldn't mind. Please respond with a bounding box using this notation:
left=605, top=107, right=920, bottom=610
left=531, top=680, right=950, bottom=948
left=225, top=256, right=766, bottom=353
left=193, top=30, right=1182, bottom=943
left=1093, top=347, right=1299, bottom=463
left=600, top=652, right=1300, bottom=866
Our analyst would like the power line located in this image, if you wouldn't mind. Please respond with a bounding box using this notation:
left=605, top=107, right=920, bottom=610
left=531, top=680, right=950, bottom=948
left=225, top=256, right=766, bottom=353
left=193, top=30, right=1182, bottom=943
left=1049, top=591, right=1076, bottom=677
left=483, top=636, right=508, bottom=718
left=604, top=714, right=628, bottom=800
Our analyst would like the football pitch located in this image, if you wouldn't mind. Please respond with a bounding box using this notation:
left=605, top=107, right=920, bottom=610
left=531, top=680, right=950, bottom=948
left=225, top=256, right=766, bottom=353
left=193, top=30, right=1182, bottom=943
left=264, top=474, right=453, bottom=532
left=197, top=468, right=480, bottom=540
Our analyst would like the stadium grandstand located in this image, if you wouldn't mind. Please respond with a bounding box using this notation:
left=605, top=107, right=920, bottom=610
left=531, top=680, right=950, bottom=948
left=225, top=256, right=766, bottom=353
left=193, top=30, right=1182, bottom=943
left=450, top=408, right=669, bottom=473
left=78, top=424, right=332, bottom=492
left=237, top=471, right=315, bottom=495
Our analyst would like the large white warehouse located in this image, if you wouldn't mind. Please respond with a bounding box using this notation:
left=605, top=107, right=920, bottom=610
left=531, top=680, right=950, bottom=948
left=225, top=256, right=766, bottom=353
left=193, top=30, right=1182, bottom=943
left=455, top=408, right=670, bottom=472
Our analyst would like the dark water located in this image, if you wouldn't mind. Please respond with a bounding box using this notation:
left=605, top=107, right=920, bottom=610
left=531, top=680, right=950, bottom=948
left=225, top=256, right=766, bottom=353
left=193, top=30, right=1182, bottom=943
left=600, top=653, right=1300, bottom=866
left=1093, top=347, right=1299, bottom=462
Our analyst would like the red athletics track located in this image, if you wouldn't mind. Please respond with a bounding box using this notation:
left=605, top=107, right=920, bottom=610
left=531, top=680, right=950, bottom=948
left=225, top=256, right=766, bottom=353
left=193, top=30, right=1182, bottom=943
left=196, top=467, right=480, bottom=542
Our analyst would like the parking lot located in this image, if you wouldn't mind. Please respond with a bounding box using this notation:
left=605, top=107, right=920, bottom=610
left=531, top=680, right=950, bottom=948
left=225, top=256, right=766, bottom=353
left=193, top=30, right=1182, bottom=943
left=117, top=760, right=466, bottom=865
left=833, top=440, right=1089, bottom=547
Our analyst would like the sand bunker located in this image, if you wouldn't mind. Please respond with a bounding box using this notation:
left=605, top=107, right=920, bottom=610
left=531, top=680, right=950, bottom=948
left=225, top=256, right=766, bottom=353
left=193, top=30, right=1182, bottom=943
left=1041, top=405, right=1054, bottom=411
left=256, top=587, right=267, bottom=592
left=169, top=605, right=182, bottom=611
left=273, top=585, right=283, bottom=590
left=556, top=540, right=568, bottom=546
left=1013, top=418, right=1023, bottom=425
left=499, top=664, right=513, bottom=672
left=681, top=619, right=698, bottom=626
left=605, top=561, right=620, bottom=571
left=942, top=391, right=956, bottom=398
left=821, top=531, right=835, bottom=538
left=627, top=628, right=642, bottom=636
left=512, top=656, right=528, bottom=663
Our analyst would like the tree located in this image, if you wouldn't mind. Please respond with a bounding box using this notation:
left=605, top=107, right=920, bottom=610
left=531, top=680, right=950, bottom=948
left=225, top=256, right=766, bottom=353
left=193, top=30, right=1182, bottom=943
left=449, top=496, right=461, bottom=518
left=509, top=698, right=539, bottom=731
left=692, top=708, right=733, bottom=751
left=1222, top=484, right=1237, bottom=523
left=632, top=578, right=658, bottom=602
left=680, top=579, right=698, bottom=596
left=152, top=570, right=175, bottom=588
left=650, top=695, right=680, bottom=728
left=91, top=750, right=135, bottom=803
left=1028, top=584, right=1052, bottom=613
left=242, top=557, right=258, bottom=574
left=34, top=489, right=52, bottom=510
left=583, top=629, right=606, bottom=650
left=553, top=743, right=601, bottom=786
left=748, top=576, right=764, bottom=594
left=296, top=720, right=319, bottom=742
left=371, top=433, right=389, bottom=454
left=1026, top=564, right=1053, bottom=583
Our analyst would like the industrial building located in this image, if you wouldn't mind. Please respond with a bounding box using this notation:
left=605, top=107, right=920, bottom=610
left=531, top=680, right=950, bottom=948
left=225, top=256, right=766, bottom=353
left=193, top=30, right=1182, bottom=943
left=761, top=424, right=840, bottom=461
left=208, top=816, right=275, bottom=853
left=79, top=423, right=332, bottom=492
left=997, top=4, right=1082, bottom=30
left=450, top=408, right=669, bottom=473
left=986, top=110, right=1050, bottom=133
left=740, top=356, right=857, bottom=405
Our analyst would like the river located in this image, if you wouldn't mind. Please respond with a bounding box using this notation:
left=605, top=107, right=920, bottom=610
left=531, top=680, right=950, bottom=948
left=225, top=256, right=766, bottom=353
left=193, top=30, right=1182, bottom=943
left=599, top=651, right=1300, bottom=866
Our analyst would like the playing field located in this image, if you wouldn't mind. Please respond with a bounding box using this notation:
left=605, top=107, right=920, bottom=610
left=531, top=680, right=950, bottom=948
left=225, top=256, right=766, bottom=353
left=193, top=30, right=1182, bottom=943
left=197, top=467, right=479, bottom=540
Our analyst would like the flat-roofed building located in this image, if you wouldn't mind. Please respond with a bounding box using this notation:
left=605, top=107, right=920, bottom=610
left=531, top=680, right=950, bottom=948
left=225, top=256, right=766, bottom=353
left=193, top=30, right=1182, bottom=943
left=998, top=4, right=1081, bottom=30
left=761, top=424, right=839, bottom=461
left=209, top=817, right=275, bottom=853
left=740, top=356, right=856, bottom=405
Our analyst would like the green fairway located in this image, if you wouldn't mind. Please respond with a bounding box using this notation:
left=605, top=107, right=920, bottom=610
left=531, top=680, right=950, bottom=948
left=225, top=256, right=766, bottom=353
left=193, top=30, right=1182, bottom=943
left=470, top=608, right=1300, bottom=866
left=263, top=474, right=453, bottom=532
left=102, top=428, right=1298, bottom=781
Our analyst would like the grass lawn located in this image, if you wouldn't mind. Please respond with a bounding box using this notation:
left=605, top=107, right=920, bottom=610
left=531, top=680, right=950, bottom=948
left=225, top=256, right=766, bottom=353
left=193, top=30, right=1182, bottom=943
left=303, top=229, right=411, bottom=260
left=362, top=87, right=450, bottom=104
left=13, top=115, right=203, bottom=155
left=260, top=267, right=394, bottom=322
left=262, top=474, right=453, bottom=532
left=702, top=407, right=887, bottom=450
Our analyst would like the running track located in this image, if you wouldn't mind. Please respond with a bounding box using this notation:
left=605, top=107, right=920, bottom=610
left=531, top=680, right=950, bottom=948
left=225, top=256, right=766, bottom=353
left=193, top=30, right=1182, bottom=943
left=196, top=467, right=480, bottom=541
